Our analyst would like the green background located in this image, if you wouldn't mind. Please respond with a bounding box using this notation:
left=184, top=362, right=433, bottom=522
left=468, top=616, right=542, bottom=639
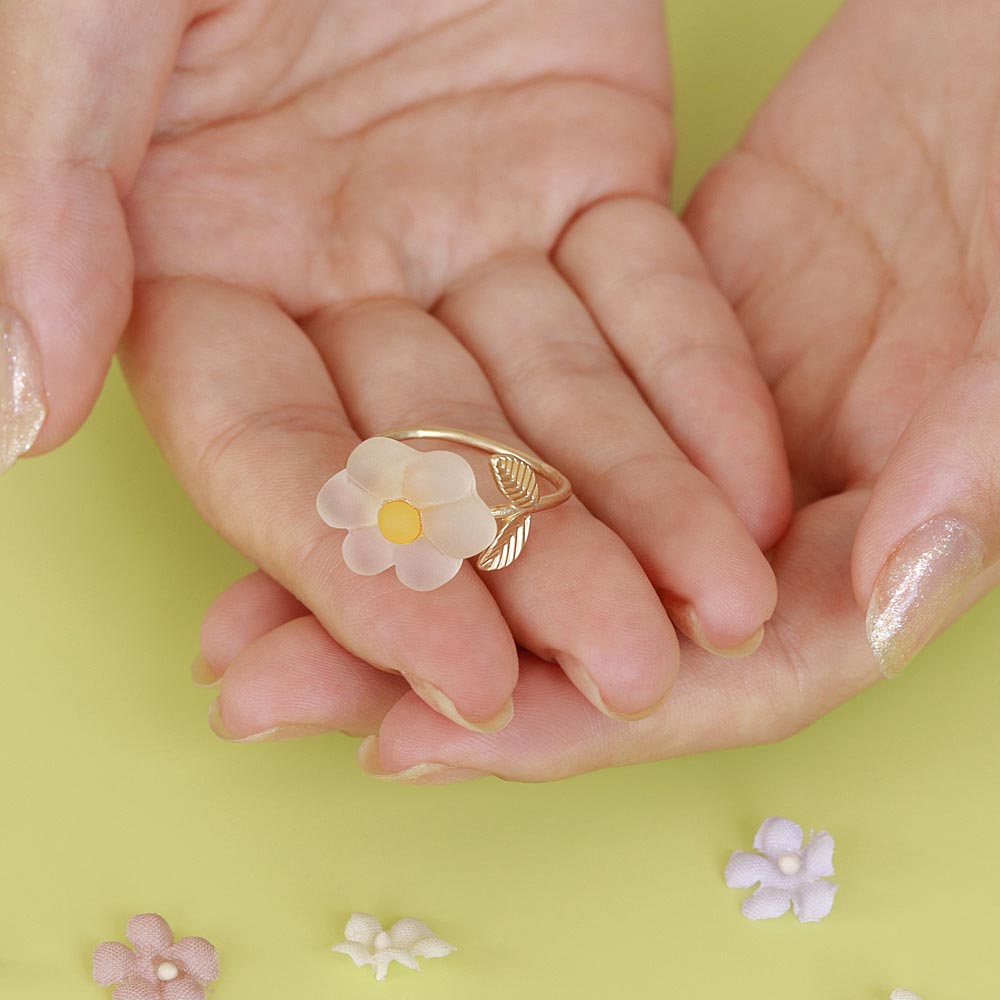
left=2, top=2, right=997, bottom=997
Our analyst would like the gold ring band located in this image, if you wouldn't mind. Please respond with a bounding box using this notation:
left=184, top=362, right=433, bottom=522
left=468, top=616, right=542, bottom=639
left=380, top=427, right=572, bottom=518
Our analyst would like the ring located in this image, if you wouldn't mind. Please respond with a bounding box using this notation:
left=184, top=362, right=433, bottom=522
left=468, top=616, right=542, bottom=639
left=316, top=427, right=572, bottom=592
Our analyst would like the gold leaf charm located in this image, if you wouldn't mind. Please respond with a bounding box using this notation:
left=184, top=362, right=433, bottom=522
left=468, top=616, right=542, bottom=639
left=477, top=454, right=539, bottom=571
left=478, top=513, right=532, bottom=571
left=490, top=454, right=538, bottom=511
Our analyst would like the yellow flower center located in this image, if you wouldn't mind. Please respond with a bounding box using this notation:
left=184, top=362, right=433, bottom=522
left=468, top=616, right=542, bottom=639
left=378, top=499, right=422, bottom=545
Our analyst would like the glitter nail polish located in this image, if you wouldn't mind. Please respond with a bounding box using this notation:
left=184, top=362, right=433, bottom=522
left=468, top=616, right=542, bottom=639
left=866, top=516, right=985, bottom=679
left=0, top=307, right=46, bottom=473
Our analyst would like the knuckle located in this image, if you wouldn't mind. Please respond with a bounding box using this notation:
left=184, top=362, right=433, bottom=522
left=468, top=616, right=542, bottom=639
left=592, top=450, right=675, bottom=498
left=190, top=402, right=356, bottom=573
left=193, top=402, right=351, bottom=493
left=500, top=337, right=623, bottom=397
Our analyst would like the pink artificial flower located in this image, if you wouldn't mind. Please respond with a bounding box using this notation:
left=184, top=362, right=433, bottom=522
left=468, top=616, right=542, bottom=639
left=93, top=914, right=219, bottom=1000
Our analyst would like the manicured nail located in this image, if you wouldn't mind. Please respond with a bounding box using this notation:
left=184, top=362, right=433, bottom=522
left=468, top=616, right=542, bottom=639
left=867, top=516, right=985, bottom=679
left=403, top=674, right=513, bottom=733
left=357, top=736, right=490, bottom=785
left=669, top=603, right=766, bottom=659
left=190, top=653, right=221, bottom=688
left=559, top=655, right=670, bottom=722
left=0, top=307, right=47, bottom=473
left=207, top=699, right=330, bottom=743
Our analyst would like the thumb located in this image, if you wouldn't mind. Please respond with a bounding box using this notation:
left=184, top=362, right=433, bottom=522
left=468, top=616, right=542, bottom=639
left=0, top=1, right=190, bottom=472
left=853, top=294, right=1000, bottom=679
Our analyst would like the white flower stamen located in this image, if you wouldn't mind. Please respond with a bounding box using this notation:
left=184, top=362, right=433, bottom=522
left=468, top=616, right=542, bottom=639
left=777, top=851, right=802, bottom=875
left=156, top=961, right=179, bottom=982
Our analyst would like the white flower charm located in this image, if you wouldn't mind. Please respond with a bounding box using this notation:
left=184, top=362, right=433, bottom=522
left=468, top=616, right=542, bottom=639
left=725, top=816, right=838, bottom=923
left=890, top=992, right=924, bottom=1000
left=331, top=913, right=456, bottom=980
left=317, top=437, right=498, bottom=591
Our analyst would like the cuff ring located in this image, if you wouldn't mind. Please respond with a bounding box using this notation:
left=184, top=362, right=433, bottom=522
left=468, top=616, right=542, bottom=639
left=316, top=427, right=572, bottom=592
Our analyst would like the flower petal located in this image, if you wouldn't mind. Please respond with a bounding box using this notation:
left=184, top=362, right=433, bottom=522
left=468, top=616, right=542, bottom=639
left=342, top=526, right=396, bottom=576
left=346, top=437, right=417, bottom=499
left=803, top=831, right=835, bottom=878
left=162, top=976, right=206, bottom=1000
left=753, top=817, right=804, bottom=861
left=162, top=938, right=219, bottom=984
left=890, top=991, right=924, bottom=1000
left=112, top=983, right=160, bottom=1000
left=724, top=850, right=777, bottom=889
left=317, top=470, right=380, bottom=529
left=343, top=913, right=383, bottom=948
left=421, top=495, right=497, bottom=559
left=403, top=451, right=477, bottom=506
left=791, top=880, right=838, bottom=923
left=93, top=942, right=138, bottom=985
left=388, top=918, right=456, bottom=957
left=386, top=917, right=434, bottom=951
left=332, top=942, right=374, bottom=967
left=394, top=537, right=462, bottom=591
left=411, top=935, right=457, bottom=959
left=126, top=914, right=174, bottom=955
left=740, top=886, right=792, bottom=920
left=373, top=948, right=420, bottom=980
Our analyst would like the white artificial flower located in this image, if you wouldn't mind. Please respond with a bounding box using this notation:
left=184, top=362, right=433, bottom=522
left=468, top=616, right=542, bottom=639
left=725, top=816, right=838, bottom=923
left=890, top=992, right=923, bottom=1000
left=331, top=913, right=456, bottom=981
left=317, top=437, right=497, bottom=591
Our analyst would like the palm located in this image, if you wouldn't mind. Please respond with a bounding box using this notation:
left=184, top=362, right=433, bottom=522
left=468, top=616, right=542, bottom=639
left=353, top=1, right=1000, bottom=781
left=130, top=4, right=670, bottom=313
left=122, top=2, right=790, bottom=742
left=689, top=1, right=996, bottom=498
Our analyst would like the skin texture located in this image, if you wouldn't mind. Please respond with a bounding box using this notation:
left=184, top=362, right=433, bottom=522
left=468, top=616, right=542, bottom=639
left=354, top=0, right=1000, bottom=779
left=4, top=1, right=998, bottom=776
left=201, top=0, right=1000, bottom=778
left=2, top=1, right=790, bottom=735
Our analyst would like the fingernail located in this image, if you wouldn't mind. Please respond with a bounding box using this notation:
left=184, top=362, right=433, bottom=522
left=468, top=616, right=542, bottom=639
left=867, top=516, right=985, bottom=679
left=559, top=655, right=670, bottom=722
left=403, top=674, right=513, bottom=733
left=207, top=699, right=330, bottom=743
left=190, top=653, right=221, bottom=688
left=0, top=307, right=47, bottom=473
left=669, top=603, right=766, bottom=659
left=357, top=736, right=490, bottom=785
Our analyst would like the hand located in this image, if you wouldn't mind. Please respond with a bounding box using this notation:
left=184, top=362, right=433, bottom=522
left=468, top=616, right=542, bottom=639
left=1, top=3, right=789, bottom=733
left=330, top=0, right=1000, bottom=779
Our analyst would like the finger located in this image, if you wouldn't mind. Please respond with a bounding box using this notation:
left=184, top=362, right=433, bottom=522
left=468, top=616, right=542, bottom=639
left=209, top=614, right=409, bottom=743
left=306, top=298, right=678, bottom=720
left=853, top=295, right=1000, bottom=678
left=0, top=2, right=188, bottom=469
left=363, top=490, right=882, bottom=782
left=120, top=278, right=518, bottom=732
left=193, top=570, right=308, bottom=687
left=436, top=252, right=777, bottom=653
left=555, top=196, right=793, bottom=549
